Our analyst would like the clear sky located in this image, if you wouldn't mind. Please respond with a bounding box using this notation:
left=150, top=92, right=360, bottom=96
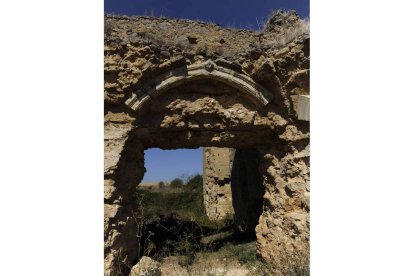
left=142, top=148, right=203, bottom=182
left=106, top=0, right=309, bottom=182
left=105, top=0, right=309, bottom=30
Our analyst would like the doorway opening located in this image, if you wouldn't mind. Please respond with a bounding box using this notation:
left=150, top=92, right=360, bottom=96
left=132, top=146, right=265, bottom=273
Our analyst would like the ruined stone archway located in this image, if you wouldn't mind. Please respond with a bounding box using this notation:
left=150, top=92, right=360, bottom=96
left=105, top=13, right=309, bottom=276
left=125, top=59, right=275, bottom=111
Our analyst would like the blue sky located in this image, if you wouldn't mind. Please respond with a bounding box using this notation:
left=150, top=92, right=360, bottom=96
left=143, top=148, right=203, bottom=182
left=105, top=0, right=309, bottom=30
left=106, top=0, right=309, bottom=182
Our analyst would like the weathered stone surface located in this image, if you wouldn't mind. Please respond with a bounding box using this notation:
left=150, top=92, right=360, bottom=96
left=256, top=146, right=310, bottom=273
left=129, top=257, right=161, bottom=276
left=297, top=95, right=310, bottom=121
left=264, top=10, right=302, bottom=34
left=104, top=10, right=310, bottom=276
left=203, top=147, right=235, bottom=220
left=125, top=60, right=274, bottom=111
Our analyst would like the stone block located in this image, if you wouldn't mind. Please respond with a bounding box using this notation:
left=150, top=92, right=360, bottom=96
left=297, top=95, right=310, bottom=121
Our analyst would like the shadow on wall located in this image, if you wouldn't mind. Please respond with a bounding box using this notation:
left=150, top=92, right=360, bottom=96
left=231, top=148, right=265, bottom=236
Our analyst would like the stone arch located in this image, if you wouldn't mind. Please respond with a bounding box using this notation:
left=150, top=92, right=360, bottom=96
left=105, top=66, right=309, bottom=275
left=104, top=15, right=310, bottom=276
left=124, top=60, right=274, bottom=112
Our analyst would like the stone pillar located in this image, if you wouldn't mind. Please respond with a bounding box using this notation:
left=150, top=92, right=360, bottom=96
left=255, top=143, right=310, bottom=275
left=104, top=112, right=145, bottom=276
left=203, top=147, right=235, bottom=220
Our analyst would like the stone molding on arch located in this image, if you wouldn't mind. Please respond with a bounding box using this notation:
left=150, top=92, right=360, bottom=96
left=125, top=60, right=274, bottom=111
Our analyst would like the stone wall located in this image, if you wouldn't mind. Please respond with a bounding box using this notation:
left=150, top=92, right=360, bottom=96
left=203, top=147, right=266, bottom=235
left=104, top=10, right=310, bottom=276
left=203, top=147, right=235, bottom=220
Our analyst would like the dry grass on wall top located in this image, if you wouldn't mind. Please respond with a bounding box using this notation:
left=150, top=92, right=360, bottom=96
left=263, top=19, right=309, bottom=49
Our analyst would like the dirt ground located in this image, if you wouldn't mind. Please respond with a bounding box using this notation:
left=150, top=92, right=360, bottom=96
left=160, top=256, right=251, bottom=276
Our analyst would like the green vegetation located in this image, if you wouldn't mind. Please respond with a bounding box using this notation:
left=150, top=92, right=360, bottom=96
left=135, top=174, right=230, bottom=228
left=170, top=177, right=184, bottom=189
left=185, top=174, right=203, bottom=190
left=133, top=174, right=276, bottom=275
